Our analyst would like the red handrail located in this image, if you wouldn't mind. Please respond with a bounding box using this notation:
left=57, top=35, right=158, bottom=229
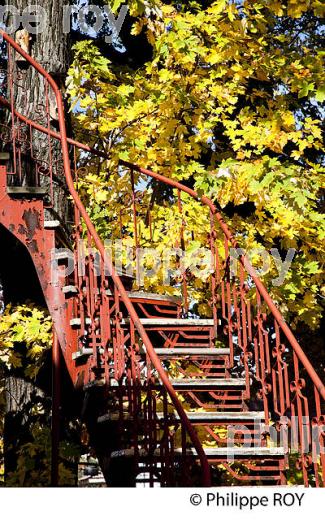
left=1, top=91, right=324, bottom=401
left=0, top=29, right=212, bottom=486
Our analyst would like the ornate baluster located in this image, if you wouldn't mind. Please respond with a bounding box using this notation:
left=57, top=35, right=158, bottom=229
left=312, top=388, right=325, bottom=486
left=272, top=320, right=289, bottom=418
left=131, top=169, right=140, bottom=287
left=239, top=262, right=251, bottom=397
left=177, top=189, right=189, bottom=315
left=113, top=285, right=125, bottom=381
left=255, top=289, right=270, bottom=423
left=291, top=352, right=309, bottom=486
left=224, top=236, right=234, bottom=365
left=209, top=210, right=218, bottom=340
left=86, top=233, right=97, bottom=374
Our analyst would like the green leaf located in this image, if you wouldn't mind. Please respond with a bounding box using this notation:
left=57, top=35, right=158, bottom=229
left=315, top=86, right=325, bottom=103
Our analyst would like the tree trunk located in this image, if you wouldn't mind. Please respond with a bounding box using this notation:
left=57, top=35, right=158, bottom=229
left=1, top=1, right=73, bottom=485
left=5, top=0, right=72, bottom=223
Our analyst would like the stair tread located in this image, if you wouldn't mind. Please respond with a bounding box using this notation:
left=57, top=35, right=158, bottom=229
left=67, top=286, right=180, bottom=304
left=54, top=262, right=133, bottom=277
left=150, top=348, right=229, bottom=357
left=70, top=317, right=92, bottom=327
left=72, top=348, right=104, bottom=360
left=54, top=251, right=74, bottom=261
left=107, top=290, right=180, bottom=304
left=157, top=411, right=264, bottom=421
left=63, top=285, right=78, bottom=295
left=98, top=411, right=264, bottom=424
left=53, top=258, right=133, bottom=279
left=72, top=347, right=229, bottom=361
left=71, top=317, right=216, bottom=328
left=111, top=446, right=286, bottom=459
left=124, top=291, right=181, bottom=303
left=44, top=220, right=61, bottom=229
left=176, top=446, right=286, bottom=457
left=169, top=378, right=245, bottom=388
left=121, top=318, right=215, bottom=326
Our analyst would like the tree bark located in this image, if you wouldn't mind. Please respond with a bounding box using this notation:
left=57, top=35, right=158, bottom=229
left=1, top=1, right=73, bottom=485
left=5, top=0, right=73, bottom=223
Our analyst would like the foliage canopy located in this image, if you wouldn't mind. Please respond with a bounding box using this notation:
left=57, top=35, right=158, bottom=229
left=67, top=0, right=324, bottom=332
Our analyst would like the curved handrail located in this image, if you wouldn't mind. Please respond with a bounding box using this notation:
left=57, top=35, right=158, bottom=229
left=0, top=29, right=212, bottom=485
left=1, top=89, right=324, bottom=401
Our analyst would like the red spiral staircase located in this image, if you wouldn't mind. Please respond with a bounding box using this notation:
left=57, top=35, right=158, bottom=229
left=0, top=30, right=324, bottom=487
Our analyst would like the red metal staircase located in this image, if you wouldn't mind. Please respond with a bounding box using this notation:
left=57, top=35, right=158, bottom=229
left=0, top=30, right=324, bottom=487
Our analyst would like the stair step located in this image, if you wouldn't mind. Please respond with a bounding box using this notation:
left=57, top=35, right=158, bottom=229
left=157, top=411, right=265, bottom=423
left=84, top=379, right=106, bottom=390
left=177, top=447, right=286, bottom=458
left=63, top=285, right=78, bottom=295
left=65, top=286, right=180, bottom=304
left=114, top=271, right=134, bottom=279
left=123, top=291, right=181, bottom=304
left=168, top=378, right=246, bottom=390
left=98, top=412, right=136, bottom=423
left=110, top=447, right=286, bottom=460
left=55, top=251, right=74, bottom=262
left=70, top=317, right=92, bottom=328
left=79, top=476, right=106, bottom=487
left=71, top=317, right=216, bottom=333
left=44, top=220, right=61, bottom=229
left=0, top=152, right=10, bottom=161
left=147, top=348, right=230, bottom=358
left=81, top=375, right=244, bottom=391
left=72, top=347, right=229, bottom=362
left=120, top=318, right=216, bottom=327
left=105, top=290, right=181, bottom=304
left=7, top=186, right=47, bottom=197
left=73, top=347, right=110, bottom=360
left=97, top=411, right=264, bottom=424
left=72, top=347, right=104, bottom=360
